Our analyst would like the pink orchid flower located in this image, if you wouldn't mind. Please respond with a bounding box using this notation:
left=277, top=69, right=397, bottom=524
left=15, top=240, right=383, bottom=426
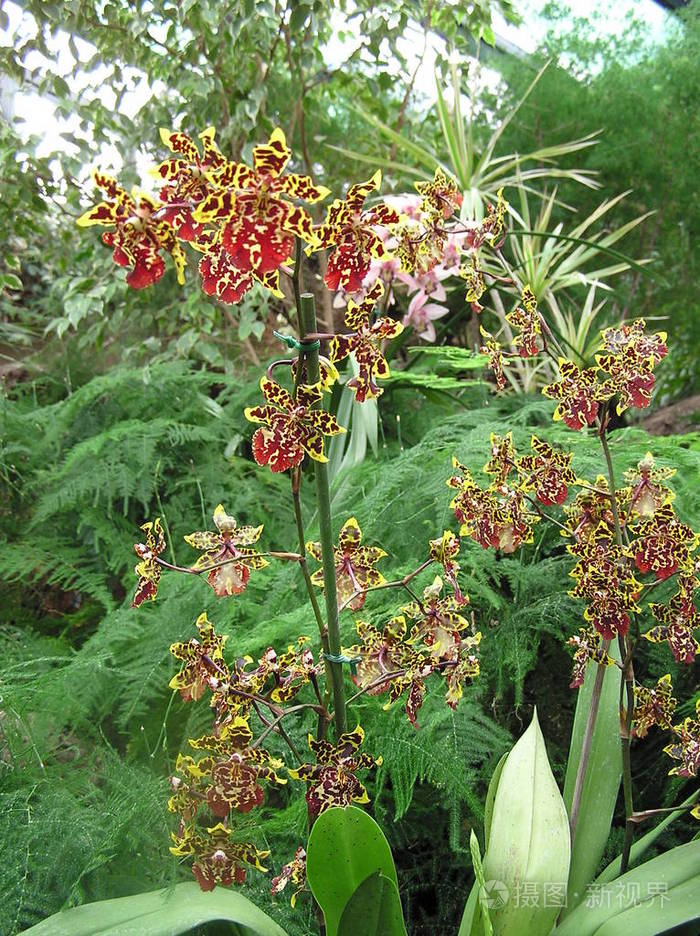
left=403, top=291, right=448, bottom=342
left=397, top=266, right=450, bottom=304
left=384, top=193, right=423, bottom=219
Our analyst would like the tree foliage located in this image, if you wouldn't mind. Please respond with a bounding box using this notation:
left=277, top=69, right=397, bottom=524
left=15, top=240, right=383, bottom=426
left=487, top=0, right=700, bottom=397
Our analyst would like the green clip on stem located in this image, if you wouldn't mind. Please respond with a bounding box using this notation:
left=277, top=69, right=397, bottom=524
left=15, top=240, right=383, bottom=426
left=323, top=652, right=362, bottom=677
left=273, top=330, right=321, bottom=352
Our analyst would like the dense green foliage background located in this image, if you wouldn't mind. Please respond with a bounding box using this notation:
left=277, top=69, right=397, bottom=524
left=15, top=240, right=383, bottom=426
left=2, top=368, right=698, bottom=934
left=488, top=1, right=700, bottom=399
left=1, top=2, right=698, bottom=934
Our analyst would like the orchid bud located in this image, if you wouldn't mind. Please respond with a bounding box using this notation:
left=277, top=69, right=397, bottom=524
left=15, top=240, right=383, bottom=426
left=482, top=708, right=571, bottom=936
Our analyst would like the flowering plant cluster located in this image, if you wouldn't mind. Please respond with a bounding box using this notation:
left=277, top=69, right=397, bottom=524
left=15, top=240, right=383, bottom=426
left=469, top=301, right=699, bottom=848
left=77, top=123, right=698, bottom=923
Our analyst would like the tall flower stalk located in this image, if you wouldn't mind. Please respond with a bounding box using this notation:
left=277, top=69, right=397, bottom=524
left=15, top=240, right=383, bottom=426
left=298, top=291, right=347, bottom=736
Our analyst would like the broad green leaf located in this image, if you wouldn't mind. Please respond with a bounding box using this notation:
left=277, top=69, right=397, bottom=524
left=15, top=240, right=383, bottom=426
left=593, top=875, right=700, bottom=935
left=52, top=74, right=71, bottom=98
left=458, top=882, right=479, bottom=936
left=21, top=882, right=288, bottom=936
left=555, top=841, right=700, bottom=936
left=435, top=70, right=468, bottom=189
left=483, top=708, right=571, bottom=936
left=288, top=3, right=309, bottom=31
left=479, top=24, right=496, bottom=46
left=562, top=645, right=622, bottom=913
left=337, top=872, right=407, bottom=936
left=1, top=272, right=22, bottom=291
left=484, top=752, right=508, bottom=850
left=306, top=806, right=399, bottom=936
left=458, top=755, right=507, bottom=936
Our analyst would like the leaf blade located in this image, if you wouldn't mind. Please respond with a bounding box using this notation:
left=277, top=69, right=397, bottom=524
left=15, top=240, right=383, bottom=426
left=21, top=882, right=288, bottom=936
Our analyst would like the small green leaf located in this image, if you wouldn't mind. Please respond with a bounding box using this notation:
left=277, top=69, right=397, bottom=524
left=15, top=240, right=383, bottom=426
left=479, top=24, right=496, bottom=47
left=21, top=882, right=288, bottom=936
left=64, top=294, right=97, bottom=326
left=239, top=307, right=255, bottom=340
left=1, top=272, right=22, bottom=291
left=306, top=806, right=399, bottom=936
left=52, top=74, right=71, bottom=97
left=337, top=872, right=407, bottom=936
left=288, top=3, right=310, bottom=32
left=484, top=752, right=508, bottom=850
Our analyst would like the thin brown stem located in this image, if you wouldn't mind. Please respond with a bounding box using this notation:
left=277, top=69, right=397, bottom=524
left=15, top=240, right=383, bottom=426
left=291, top=468, right=334, bottom=745
left=154, top=551, right=302, bottom=576
left=574, top=481, right=615, bottom=498
left=519, top=489, right=578, bottom=539
left=597, top=411, right=624, bottom=547
left=251, top=703, right=324, bottom=758
left=618, top=633, right=636, bottom=874
left=342, top=658, right=458, bottom=709
left=627, top=800, right=699, bottom=824
left=400, top=583, right=425, bottom=610
left=344, top=670, right=403, bottom=706
left=252, top=700, right=273, bottom=728
left=623, top=481, right=644, bottom=528
left=568, top=648, right=612, bottom=841
left=337, top=559, right=433, bottom=614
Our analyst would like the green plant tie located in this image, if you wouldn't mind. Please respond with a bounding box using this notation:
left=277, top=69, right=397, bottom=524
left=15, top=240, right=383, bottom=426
left=323, top=651, right=362, bottom=676
left=273, top=330, right=320, bottom=351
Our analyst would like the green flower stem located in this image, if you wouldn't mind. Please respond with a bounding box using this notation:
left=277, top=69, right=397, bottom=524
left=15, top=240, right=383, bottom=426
left=599, top=412, right=636, bottom=874
left=290, top=480, right=329, bottom=643
left=570, top=409, right=632, bottom=846
left=298, top=291, right=348, bottom=737
left=291, top=238, right=304, bottom=399
left=286, top=238, right=335, bottom=743
left=291, top=472, right=336, bottom=736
